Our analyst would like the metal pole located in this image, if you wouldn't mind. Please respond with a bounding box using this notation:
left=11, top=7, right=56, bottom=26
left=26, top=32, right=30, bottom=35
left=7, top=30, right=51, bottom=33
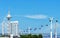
left=54, top=20, right=58, bottom=38
left=49, top=17, right=53, bottom=38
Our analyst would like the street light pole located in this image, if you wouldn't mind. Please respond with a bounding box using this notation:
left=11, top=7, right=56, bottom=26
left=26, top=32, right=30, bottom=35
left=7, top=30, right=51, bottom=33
left=49, top=17, right=53, bottom=38
left=54, top=20, right=58, bottom=38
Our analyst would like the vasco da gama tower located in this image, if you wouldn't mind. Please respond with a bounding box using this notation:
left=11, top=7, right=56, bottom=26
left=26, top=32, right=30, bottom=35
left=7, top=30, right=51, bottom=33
left=2, top=11, right=20, bottom=37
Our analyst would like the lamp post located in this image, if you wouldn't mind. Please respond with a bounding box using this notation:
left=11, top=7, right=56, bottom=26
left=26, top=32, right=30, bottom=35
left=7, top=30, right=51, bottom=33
left=54, top=20, right=58, bottom=38
left=49, top=17, right=53, bottom=38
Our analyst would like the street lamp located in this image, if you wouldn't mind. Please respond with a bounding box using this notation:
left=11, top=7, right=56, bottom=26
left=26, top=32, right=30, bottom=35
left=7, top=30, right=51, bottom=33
left=49, top=17, right=53, bottom=38
left=54, top=20, right=58, bottom=38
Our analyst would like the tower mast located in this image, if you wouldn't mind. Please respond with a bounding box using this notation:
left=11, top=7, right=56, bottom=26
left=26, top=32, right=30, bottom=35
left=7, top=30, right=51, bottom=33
left=6, top=10, right=11, bottom=35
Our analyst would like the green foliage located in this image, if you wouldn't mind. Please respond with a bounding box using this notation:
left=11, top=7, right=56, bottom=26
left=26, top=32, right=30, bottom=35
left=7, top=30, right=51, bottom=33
left=38, top=34, right=43, bottom=38
left=20, top=34, right=43, bottom=38
left=32, top=35, right=38, bottom=38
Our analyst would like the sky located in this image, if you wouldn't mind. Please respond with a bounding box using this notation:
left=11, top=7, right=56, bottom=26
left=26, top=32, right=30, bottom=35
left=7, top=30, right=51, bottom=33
left=0, top=0, right=60, bottom=34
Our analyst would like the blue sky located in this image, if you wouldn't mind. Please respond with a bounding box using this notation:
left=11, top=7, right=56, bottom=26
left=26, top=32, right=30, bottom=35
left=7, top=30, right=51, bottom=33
left=0, top=0, right=60, bottom=34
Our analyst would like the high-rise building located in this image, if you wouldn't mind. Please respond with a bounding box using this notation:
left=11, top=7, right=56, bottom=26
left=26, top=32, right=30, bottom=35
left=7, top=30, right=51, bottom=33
left=10, top=21, right=19, bottom=36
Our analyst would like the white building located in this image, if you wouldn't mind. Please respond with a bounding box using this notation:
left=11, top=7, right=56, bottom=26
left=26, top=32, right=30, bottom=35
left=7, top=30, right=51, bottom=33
left=10, top=21, right=19, bottom=36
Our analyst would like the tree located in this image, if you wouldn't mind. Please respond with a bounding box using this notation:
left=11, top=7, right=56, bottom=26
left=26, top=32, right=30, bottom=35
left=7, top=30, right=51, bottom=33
left=38, top=34, right=43, bottom=38
left=20, top=34, right=43, bottom=38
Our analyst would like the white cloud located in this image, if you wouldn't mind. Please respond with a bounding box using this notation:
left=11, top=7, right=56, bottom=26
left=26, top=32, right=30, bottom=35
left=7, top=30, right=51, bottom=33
left=24, top=14, right=48, bottom=19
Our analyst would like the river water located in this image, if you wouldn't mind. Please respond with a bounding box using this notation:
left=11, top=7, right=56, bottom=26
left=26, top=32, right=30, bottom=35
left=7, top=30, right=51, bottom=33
left=43, top=34, right=60, bottom=38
